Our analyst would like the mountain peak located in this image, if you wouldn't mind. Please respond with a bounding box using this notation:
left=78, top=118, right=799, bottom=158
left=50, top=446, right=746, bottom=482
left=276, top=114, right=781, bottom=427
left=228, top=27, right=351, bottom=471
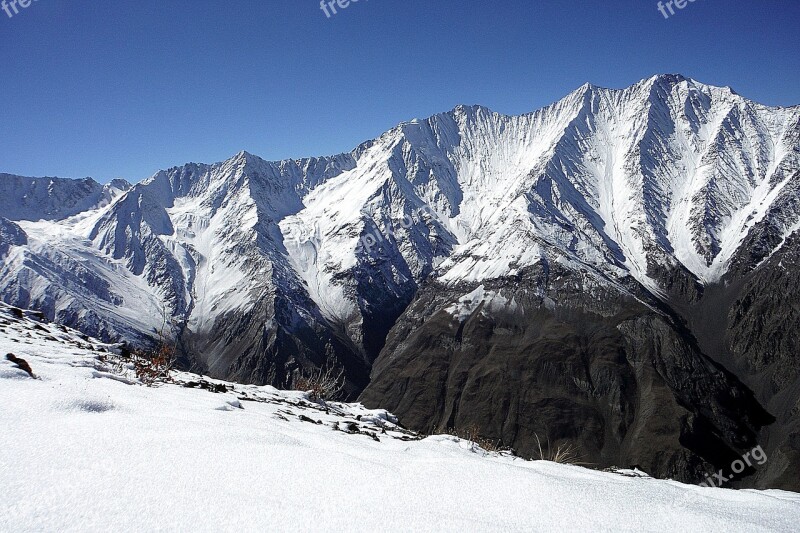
left=106, top=178, right=132, bottom=191
left=650, top=73, right=689, bottom=85
left=448, top=104, right=495, bottom=120
left=234, top=149, right=255, bottom=159
left=222, top=150, right=272, bottom=176
left=231, top=150, right=260, bottom=165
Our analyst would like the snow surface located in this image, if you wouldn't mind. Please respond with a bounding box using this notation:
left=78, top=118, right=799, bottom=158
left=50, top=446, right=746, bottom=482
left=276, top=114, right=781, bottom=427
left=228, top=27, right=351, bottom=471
left=1, top=304, right=800, bottom=532
left=445, top=285, right=517, bottom=321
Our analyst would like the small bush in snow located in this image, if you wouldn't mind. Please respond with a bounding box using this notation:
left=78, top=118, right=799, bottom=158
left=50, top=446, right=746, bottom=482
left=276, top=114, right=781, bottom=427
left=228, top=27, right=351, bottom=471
left=133, top=343, right=177, bottom=386
left=291, top=361, right=345, bottom=402
left=124, top=312, right=178, bottom=386
left=441, top=424, right=504, bottom=453
left=104, top=342, right=176, bottom=386
left=533, top=434, right=587, bottom=465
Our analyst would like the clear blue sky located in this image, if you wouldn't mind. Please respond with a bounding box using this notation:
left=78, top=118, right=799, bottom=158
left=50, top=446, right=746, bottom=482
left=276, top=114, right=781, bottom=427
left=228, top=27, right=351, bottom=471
left=1, top=0, right=798, bottom=183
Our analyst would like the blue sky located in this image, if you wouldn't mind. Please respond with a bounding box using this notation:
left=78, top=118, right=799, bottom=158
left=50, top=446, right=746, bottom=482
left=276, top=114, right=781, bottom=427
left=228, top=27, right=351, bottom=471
left=1, top=0, right=798, bottom=183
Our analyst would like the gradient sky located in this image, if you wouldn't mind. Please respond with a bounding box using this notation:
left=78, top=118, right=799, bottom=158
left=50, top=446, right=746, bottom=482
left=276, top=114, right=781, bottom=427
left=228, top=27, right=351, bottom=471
left=1, top=0, right=798, bottom=183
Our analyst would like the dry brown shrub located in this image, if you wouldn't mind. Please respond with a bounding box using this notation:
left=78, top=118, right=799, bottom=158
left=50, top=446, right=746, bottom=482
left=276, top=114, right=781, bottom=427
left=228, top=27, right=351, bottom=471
left=533, top=434, right=588, bottom=465
left=441, top=423, right=504, bottom=453
left=291, top=360, right=345, bottom=402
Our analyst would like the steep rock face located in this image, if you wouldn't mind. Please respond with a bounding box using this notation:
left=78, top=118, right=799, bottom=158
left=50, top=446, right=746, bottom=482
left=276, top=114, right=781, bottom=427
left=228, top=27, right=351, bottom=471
left=669, top=230, right=800, bottom=492
left=360, top=262, right=773, bottom=485
left=725, top=238, right=800, bottom=491
left=358, top=76, right=799, bottom=487
left=0, top=218, right=27, bottom=259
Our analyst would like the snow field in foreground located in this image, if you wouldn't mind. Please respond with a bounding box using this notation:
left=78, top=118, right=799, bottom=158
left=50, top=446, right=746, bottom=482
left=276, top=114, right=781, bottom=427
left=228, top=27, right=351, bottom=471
left=1, top=308, right=799, bottom=532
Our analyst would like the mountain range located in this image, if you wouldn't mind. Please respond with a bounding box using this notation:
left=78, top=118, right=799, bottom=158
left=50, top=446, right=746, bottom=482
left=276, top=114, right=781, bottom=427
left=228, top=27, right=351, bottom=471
left=1, top=74, right=799, bottom=490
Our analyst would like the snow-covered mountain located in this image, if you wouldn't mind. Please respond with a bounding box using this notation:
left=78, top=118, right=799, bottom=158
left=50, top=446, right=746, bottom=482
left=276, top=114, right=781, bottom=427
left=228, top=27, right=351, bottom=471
left=1, top=74, right=799, bottom=489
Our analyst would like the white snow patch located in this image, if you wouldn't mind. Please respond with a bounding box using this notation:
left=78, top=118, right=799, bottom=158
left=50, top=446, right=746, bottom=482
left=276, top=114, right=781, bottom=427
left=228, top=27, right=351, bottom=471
left=445, top=285, right=517, bottom=321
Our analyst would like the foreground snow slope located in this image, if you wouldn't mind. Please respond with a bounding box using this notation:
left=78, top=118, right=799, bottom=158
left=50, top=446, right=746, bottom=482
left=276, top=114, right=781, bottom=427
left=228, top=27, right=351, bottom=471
left=1, top=305, right=799, bottom=532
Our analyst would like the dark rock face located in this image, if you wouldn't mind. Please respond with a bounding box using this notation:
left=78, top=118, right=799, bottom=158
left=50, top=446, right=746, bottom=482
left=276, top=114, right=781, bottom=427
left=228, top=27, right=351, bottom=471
left=650, top=228, right=800, bottom=492
left=0, top=218, right=27, bottom=259
left=360, top=261, right=783, bottom=487
left=721, top=234, right=800, bottom=491
left=183, top=291, right=371, bottom=398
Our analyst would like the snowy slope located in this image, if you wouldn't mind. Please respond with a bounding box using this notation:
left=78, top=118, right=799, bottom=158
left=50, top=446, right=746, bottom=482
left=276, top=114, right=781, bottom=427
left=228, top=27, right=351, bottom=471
left=2, top=303, right=800, bottom=532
